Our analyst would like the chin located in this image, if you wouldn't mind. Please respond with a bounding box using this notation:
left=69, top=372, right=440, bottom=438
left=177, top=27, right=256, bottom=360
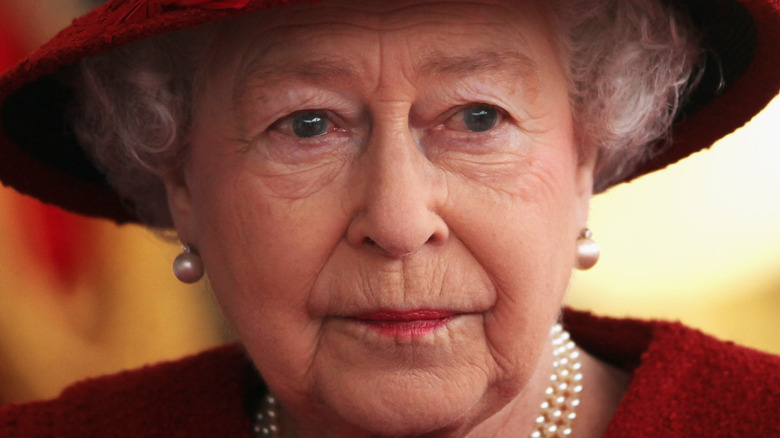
left=339, top=402, right=471, bottom=437
left=311, top=367, right=498, bottom=437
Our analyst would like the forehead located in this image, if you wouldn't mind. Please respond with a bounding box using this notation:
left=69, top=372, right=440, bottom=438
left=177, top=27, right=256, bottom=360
left=205, top=0, right=561, bottom=89
left=223, top=0, right=553, bottom=39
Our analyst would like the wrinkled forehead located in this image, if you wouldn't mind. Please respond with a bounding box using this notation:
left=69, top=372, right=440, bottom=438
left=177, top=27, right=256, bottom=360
left=220, top=0, right=554, bottom=41
left=198, top=0, right=562, bottom=98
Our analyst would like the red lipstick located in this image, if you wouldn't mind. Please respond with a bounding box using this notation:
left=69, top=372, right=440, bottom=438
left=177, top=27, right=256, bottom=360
left=353, top=309, right=456, bottom=337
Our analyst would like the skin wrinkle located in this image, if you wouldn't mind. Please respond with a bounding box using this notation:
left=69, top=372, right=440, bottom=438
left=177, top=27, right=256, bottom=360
left=234, top=58, right=359, bottom=114
left=234, top=0, right=523, bottom=36
left=418, top=50, right=540, bottom=99
left=349, top=256, right=445, bottom=309
left=234, top=51, right=539, bottom=126
left=71, top=0, right=697, bottom=229
left=235, top=92, right=349, bottom=153
left=164, top=1, right=619, bottom=436
left=230, top=37, right=545, bottom=207
left=434, top=172, right=540, bottom=377
left=320, top=240, right=494, bottom=328
left=436, top=149, right=533, bottom=187
left=447, top=160, right=570, bottom=390
left=61, top=1, right=690, bottom=429
left=250, top=158, right=347, bottom=200
left=229, top=6, right=540, bottom=118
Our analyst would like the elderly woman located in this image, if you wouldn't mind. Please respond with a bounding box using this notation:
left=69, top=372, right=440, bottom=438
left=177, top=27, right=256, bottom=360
left=1, top=0, right=779, bottom=436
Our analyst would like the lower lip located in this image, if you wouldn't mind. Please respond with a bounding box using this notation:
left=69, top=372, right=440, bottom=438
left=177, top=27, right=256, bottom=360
left=354, top=310, right=456, bottom=337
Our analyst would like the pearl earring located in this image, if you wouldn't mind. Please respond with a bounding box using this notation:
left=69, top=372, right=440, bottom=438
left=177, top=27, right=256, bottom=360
left=173, top=244, right=204, bottom=283
left=575, top=228, right=600, bottom=270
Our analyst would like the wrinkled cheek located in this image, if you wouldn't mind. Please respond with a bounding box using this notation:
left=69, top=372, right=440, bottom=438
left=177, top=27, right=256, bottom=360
left=207, top=257, right=324, bottom=397
left=476, top=303, right=560, bottom=416
left=251, top=156, right=349, bottom=200
left=188, top=178, right=344, bottom=394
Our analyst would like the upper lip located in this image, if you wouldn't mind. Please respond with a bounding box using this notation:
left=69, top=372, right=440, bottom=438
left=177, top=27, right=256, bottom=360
left=353, top=309, right=458, bottom=321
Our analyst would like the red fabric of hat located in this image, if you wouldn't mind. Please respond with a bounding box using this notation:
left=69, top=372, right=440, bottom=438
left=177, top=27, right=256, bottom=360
left=0, top=0, right=778, bottom=224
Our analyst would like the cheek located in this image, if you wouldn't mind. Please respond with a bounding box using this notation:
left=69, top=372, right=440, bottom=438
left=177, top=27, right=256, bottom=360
left=184, top=151, right=353, bottom=385
left=442, top=144, right=580, bottom=367
left=185, top=128, right=349, bottom=291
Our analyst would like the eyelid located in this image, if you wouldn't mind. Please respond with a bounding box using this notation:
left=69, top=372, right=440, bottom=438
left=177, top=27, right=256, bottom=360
left=239, top=84, right=359, bottom=126
left=270, top=109, right=345, bottom=135
left=441, top=104, right=507, bottom=131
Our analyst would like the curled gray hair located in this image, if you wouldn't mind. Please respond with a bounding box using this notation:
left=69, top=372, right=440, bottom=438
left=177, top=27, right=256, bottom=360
left=552, top=0, right=702, bottom=191
left=69, top=0, right=701, bottom=227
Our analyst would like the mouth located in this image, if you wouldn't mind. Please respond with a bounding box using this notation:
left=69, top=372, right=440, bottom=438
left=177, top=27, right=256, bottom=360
left=351, top=309, right=457, bottom=337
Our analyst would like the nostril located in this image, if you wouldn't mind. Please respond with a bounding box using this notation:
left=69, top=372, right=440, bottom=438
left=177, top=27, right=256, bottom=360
left=348, top=215, right=449, bottom=256
left=426, top=228, right=448, bottom=246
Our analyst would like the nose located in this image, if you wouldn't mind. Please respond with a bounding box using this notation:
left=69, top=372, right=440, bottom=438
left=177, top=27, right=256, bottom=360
left=346, top=121, right=448, bottom=258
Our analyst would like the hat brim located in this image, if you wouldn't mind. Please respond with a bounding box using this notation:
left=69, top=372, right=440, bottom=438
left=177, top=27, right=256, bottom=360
left=0, top=0, right=778, bottom=224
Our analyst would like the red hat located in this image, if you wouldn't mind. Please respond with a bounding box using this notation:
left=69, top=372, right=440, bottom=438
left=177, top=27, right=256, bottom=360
left=0, top=0, right=778, bottom=224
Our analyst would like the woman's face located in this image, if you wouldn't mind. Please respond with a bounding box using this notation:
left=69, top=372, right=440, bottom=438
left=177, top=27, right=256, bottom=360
left=167, top=0, right=595, bottom=435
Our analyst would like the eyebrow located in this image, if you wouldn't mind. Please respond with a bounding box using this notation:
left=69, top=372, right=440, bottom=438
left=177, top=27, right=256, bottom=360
left=232, top=56, right=360, bottom=107
left=416, top=49, right=540, bottom=94
left=232, top=49, right=540, bottom=108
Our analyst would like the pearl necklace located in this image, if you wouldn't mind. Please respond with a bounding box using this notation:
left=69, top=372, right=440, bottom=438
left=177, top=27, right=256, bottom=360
left=254, top=392, right=281, bottom=437
left=529, top=324, right=583, bottom=437
left=253, top=324, right=582, bottom=438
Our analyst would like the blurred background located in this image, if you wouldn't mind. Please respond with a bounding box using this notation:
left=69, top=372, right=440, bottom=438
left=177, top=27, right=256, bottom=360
left=1, top=0, right=779, bottom=405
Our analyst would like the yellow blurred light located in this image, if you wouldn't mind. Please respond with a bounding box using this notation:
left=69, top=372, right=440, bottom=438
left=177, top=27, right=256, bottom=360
left=567, top=95, right=780, bottom=353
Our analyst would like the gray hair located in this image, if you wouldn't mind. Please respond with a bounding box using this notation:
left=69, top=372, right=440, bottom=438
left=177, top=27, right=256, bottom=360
left=552, top=0, right=702, bottom=191
left=69, top=0, right=701, bottom=227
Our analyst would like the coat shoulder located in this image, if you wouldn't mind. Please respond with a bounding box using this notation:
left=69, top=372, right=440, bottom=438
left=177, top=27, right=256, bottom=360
left=0, top=344, right=259, bottom=437
left=599, top=315, right=780, bottom=437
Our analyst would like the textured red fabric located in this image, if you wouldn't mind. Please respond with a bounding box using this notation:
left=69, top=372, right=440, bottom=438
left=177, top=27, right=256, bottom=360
left=2, top=311, right=778, bottom=437
left=0, top=345, right=259, bottom=437
left=565, top=311, right=780, bottom=437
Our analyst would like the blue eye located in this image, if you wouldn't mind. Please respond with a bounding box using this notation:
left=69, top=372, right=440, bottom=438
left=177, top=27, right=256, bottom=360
left=292, top=111, right=329, bottom=138
left=462, top=105, right=499, bottom=132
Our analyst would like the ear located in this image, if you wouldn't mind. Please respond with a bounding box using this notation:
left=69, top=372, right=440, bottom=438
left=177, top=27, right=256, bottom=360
left=164, top=171, right=197, bottom=245
left=573, top=143, right=598, bottom=225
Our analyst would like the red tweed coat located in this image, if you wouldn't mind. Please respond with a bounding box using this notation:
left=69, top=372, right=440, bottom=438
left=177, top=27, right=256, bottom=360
left=2, top=310, right=779, bottom=437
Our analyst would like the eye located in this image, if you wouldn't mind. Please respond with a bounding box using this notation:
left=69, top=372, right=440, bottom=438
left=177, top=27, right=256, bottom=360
left=446, top=104, right=502, bottom=133
left=289, top=111, right=330, bottom=138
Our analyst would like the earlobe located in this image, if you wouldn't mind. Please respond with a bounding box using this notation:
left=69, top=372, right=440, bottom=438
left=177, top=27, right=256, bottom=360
left=573, top=143, right=598, bottom=226
left=163, top=173, right=196, bottom=243
left=575, top=143, right=598, bottom=198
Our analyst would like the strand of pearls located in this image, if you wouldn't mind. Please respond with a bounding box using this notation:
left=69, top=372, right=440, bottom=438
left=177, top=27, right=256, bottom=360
left=253, top=392, right=280, bottom=437
left=529, top=324, right=583, bottom=437
left=253, top=324, right=581, bottom=438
